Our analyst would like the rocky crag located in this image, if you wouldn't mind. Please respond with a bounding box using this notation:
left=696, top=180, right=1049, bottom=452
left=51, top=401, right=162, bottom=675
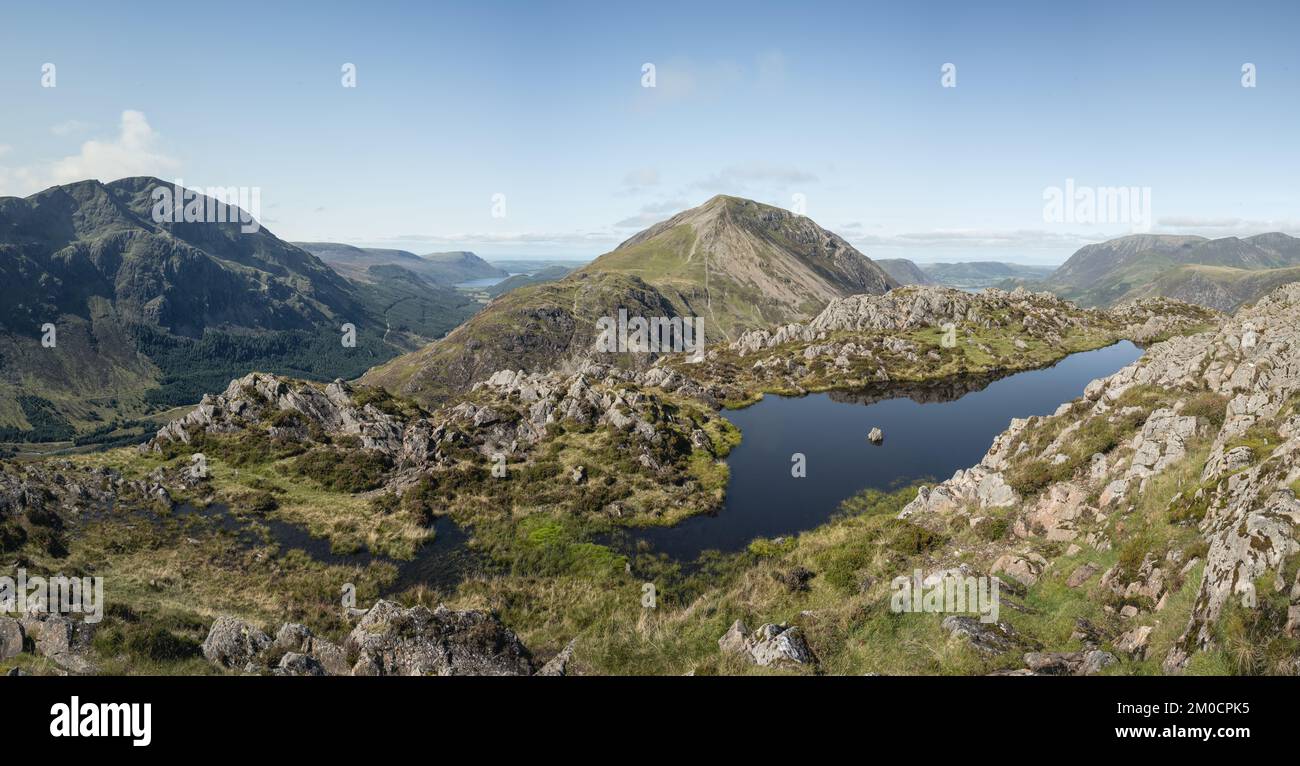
left=899, top=283, right=1300, bottom=673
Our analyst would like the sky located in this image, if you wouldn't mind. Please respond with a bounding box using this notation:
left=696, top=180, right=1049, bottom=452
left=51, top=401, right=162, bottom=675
left=1, top=0, right=1298, bottom=265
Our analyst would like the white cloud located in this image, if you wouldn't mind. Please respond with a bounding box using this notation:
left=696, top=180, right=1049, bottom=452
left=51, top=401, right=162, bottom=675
left=0, top=110, right=180, bottom=196
left=49, top=110, right=179, bottom=185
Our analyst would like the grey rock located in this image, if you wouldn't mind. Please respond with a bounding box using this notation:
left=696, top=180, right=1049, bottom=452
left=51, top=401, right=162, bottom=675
left=344, top=600, right=534, bottom=676
left=0, top=617, right=23, bottom=660
left=202, top=616, right=272, bottom=670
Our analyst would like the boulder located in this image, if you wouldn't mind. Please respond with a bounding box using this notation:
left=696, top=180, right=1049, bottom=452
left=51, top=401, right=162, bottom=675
left=0, top=617, right=24, bottom=660
left=748, top=624, right=816, bottom=668
left=717, top=619, right=750, bottom=655
left=202, top=616, right=272, bottom=670
left=276, top=652, right=326, bottom=676
left=1066, top=563, right=1100, bottom=588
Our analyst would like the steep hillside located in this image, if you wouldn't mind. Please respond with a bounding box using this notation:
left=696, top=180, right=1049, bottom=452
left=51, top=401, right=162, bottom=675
left=0, top=179, right=422, bottom=443
left=1044, top=233, right=1300, bottom=308
left=921, top=261, right=1056, bottom=289
left=875, top=258, right=934, bottom=285
left=295, top=242, right=506, bottom=285
left=364, top=195, right=896, bottom=406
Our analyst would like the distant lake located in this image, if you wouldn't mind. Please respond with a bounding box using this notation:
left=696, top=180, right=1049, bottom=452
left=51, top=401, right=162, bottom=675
left=455, top=274, right=520, bottom=289
left=609, top=341, right=1143, bottom=561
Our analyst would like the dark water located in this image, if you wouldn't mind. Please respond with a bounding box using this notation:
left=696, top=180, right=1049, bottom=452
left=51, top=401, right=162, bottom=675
left=170, top=503, right=480, bottom=594
left=614, top=341, right=1143, bottom=561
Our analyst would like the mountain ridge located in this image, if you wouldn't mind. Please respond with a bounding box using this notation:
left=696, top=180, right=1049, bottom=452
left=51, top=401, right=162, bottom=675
left=362, top=195, right=897, bottom=406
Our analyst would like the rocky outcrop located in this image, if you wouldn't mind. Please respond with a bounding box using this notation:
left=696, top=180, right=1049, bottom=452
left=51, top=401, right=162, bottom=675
left=897, top=282, right=1300, bottom=673
left=733, top=287, right=1105, bottom=355
left=717, top=619, right=817, bottom=668
left=199, top=602, right=538, bottom=677
left=142, top=362, right=731, bottom=501
left=942, top=615, right=1037, bottom=656
left=345, top=600, right=535, bottom=676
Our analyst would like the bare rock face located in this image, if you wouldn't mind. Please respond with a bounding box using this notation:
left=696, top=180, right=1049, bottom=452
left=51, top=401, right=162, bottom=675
left=345, top=600, right=534, bottom=677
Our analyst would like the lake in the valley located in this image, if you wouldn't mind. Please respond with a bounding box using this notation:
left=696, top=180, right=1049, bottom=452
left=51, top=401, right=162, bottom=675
left=608, top=340, right=1143, bottom=561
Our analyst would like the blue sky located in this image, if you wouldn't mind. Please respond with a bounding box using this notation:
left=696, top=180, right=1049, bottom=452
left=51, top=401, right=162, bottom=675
left=1, top=0, right=1297, bottom=264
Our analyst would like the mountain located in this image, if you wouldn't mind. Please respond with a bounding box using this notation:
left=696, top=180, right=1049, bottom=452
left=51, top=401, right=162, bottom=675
left=874, top=258, right=934, bottom=285
left=295, top=242, right=506, bottom=285
left=363, top=195, right=897, bottom=405
left=920, top=261, right=1056, bottom=289
left=0, top=178, right=445, bottom=443
left=1043, top=233, right=1300, bottom=309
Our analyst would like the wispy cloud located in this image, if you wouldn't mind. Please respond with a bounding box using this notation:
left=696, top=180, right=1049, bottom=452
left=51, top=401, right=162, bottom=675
left=1156, top=216, right=1300, bottom=236
left=621, top=168, right=660, bottom=190
left=613, top=199, right=689, bottom=228
left=51, top=119, right=91, bottom=137
left=688, top=162, right=818, bottom=194
left=845, top=228, right=1105, bottom=250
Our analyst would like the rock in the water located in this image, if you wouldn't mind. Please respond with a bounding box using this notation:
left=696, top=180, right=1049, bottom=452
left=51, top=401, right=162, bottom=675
left=868, top=427, right=884, bottom=444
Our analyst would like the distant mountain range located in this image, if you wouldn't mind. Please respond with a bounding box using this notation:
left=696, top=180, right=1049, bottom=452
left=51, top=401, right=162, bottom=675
left=1038, top=233, right=1300, bottom=311
left=294, top=242, right=507, bottom=285
left=876, top=259, right=1055, bottom=289
left=363, top=195, right=897, bottom=405
left=0, top=179, right=475, bottom=443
